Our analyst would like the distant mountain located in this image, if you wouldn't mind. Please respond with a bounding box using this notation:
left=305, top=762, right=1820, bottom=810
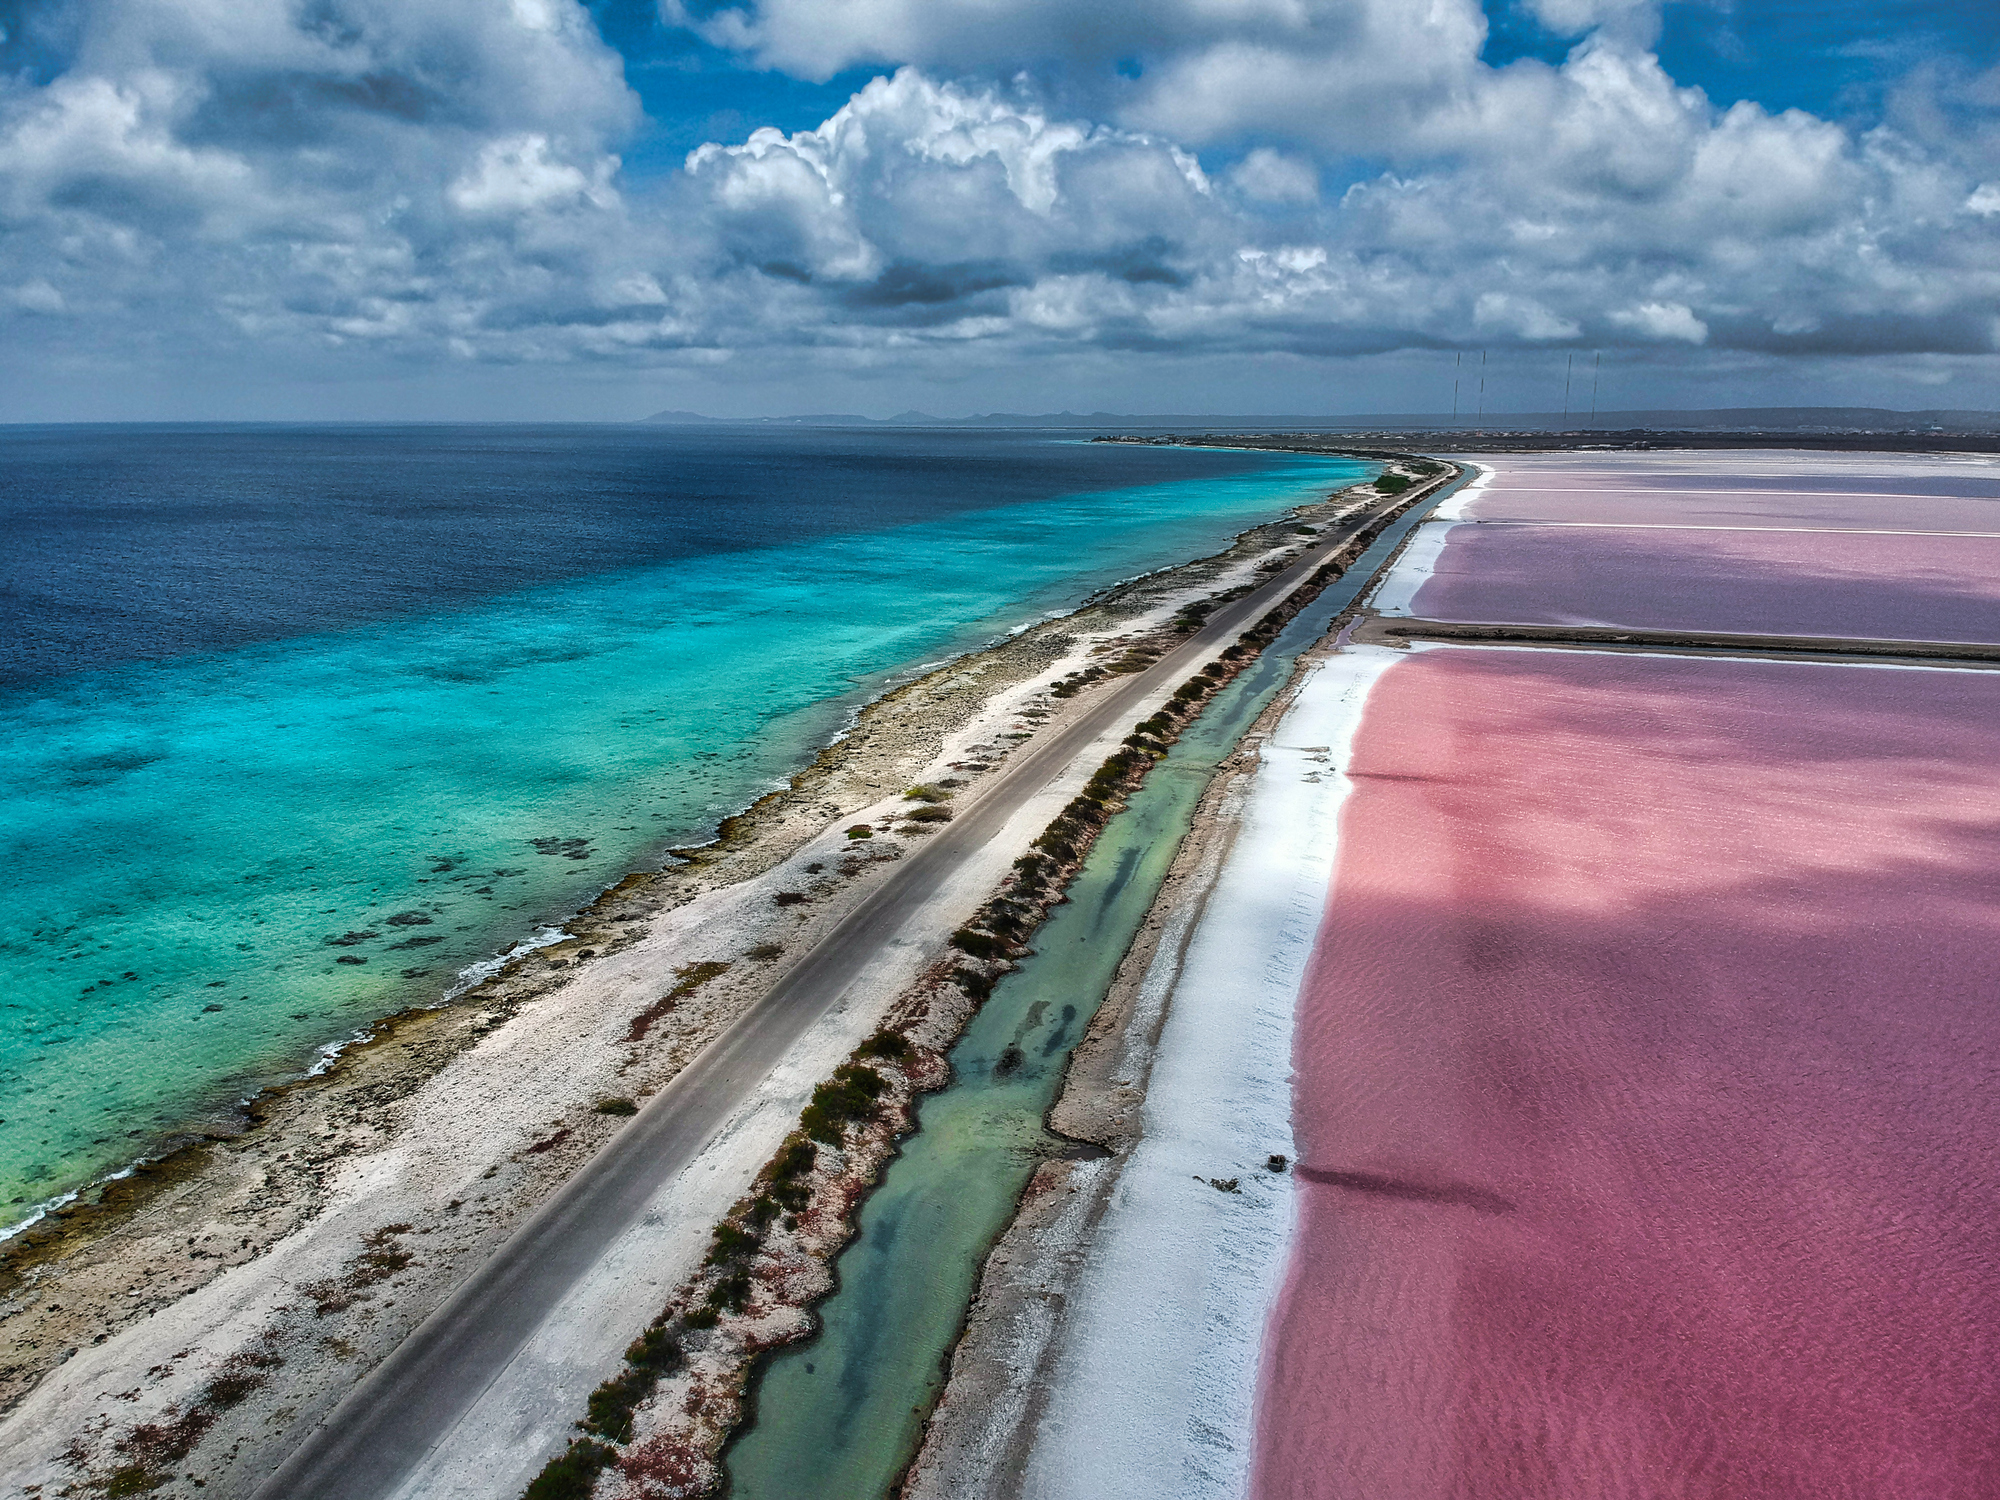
left=643, top=406, right=1998, bottom=432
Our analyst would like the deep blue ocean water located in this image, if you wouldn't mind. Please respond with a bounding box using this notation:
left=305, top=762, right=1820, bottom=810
left=0, top=425, right=1369, bottom=1230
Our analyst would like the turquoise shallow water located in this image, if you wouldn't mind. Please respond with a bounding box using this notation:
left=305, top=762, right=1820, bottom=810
left=0, top=448, right=1369, bottom=1230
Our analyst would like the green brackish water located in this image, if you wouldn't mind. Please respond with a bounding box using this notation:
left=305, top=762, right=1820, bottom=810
left=723, top=489, right=1453, bottom=1500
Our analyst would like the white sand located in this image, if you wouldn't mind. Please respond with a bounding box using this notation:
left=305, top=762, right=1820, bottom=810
left=1364, top=461, right=1491, bottom=615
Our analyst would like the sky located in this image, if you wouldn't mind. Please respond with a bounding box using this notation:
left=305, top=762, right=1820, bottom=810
left=1, top=0, right=1997, bottom=420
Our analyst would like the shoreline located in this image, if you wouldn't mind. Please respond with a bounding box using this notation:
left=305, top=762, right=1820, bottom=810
left=0, top=473, right=1388, bottom=1497
left=0, top=492, right=1329, bottom=1260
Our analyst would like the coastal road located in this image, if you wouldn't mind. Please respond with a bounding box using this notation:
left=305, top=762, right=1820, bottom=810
left=252, top=481, right=1428, bottom=1500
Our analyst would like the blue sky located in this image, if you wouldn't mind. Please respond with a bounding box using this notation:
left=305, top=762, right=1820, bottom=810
left=0, top=0, right=1996, bottom=418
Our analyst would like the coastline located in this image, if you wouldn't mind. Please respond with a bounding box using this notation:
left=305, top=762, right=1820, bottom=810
left=0, top=479, right=1382, bottom=1497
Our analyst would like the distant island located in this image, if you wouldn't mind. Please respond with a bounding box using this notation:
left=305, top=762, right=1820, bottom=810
left=643, top=405, right=2000, bottom=433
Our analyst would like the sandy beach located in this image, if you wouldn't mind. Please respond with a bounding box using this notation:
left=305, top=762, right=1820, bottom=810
left=0, top=475, right=1396, bottom=1499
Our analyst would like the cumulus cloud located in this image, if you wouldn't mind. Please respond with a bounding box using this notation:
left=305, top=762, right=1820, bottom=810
left=0, top=0, right=657, bottom=366
left=1228, top=148, right=1318, bottom=205
left=0, top=0, right=1996, bottom=408
left=1610, top=301, right=1708, bottom=344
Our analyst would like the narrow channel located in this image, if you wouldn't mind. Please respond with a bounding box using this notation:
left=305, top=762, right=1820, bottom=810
left=723, top=481, right=1456, bottom=1500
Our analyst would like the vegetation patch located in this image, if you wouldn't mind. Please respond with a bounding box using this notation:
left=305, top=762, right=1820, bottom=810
left=523, top=1439, right=618, bottom=1500
left=594, top=1097, right=638, bottom=1116
left=800, top=1064, right=888, bottom=1144
left=626, top=960, right=731, bottom=1043
left=89, top=1348, right=285, bottom=1495
left=301, top=1225, right=414, bottom=1315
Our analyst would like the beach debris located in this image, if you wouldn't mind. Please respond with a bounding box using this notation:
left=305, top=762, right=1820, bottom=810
left=1208, top=1177, right=1242, bottom=1194
left=774, top=891, right=808, bottom=906
left=1268, top=1154, right=1289, bottom=1173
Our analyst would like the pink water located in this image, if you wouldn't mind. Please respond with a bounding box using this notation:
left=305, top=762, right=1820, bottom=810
left=1406, top=523, right=2000, bottom=642
left=1462, top=469, right=2000, bottom=531
left=1256, top=648, right=2000, bottom=1500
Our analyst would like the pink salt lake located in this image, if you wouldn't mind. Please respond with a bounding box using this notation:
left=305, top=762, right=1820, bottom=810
left=1405, top=461, right=2000, bottom=642
left=1405, top=524, right=2000, bottom=644
left=1256, top=648, right=2000, bottom=1500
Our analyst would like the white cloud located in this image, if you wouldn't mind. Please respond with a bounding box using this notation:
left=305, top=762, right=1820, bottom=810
left=1610, top=301, right=1709, bottom=343
left=12, top=279, right=67, bottom=314
left=1229, top=148, right=1318, bottom=204
left=449, top=135, right=617, bottom=215
left=0, top=0, right=1996, bottom=409
left=1476, top=293, right=1582, bottom=342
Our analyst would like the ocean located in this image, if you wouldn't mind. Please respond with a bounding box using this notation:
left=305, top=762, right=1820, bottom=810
left=0, top=424, right=1369, bottom=1232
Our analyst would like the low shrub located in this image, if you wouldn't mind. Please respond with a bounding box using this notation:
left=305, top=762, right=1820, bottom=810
left=524, top=1439, right=617, bottom=1500
left=799, top=1063, right=888, bottom=1143
left=626, top=1324, right=683, bottom=1373
left=594, top=1097, right=638, bottom=1116
left=583, top=1367, right=654, bottom=1441
left=903, top=784, right=950, bottom=803
left=102, top=1466, right=168, bottom=1497
left=705, top=1221, right=759, bottom=1265
left=746, top=942, right=783, bottom=961
left=950, top=928, right=1006, bottom=960
left=857, top=1030, right=912, bottom=1061
left=706, top=1270, right=752, bottom=1311
left=771, top=1140, right=817, bottom=1180
left=845, top=825, right=874, bottom=840
left=903, top=804, right=952, bottom=823
left=1031, top=833, right=1076, bottom=862
left=1374, top=473, right=1413, bottom=494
